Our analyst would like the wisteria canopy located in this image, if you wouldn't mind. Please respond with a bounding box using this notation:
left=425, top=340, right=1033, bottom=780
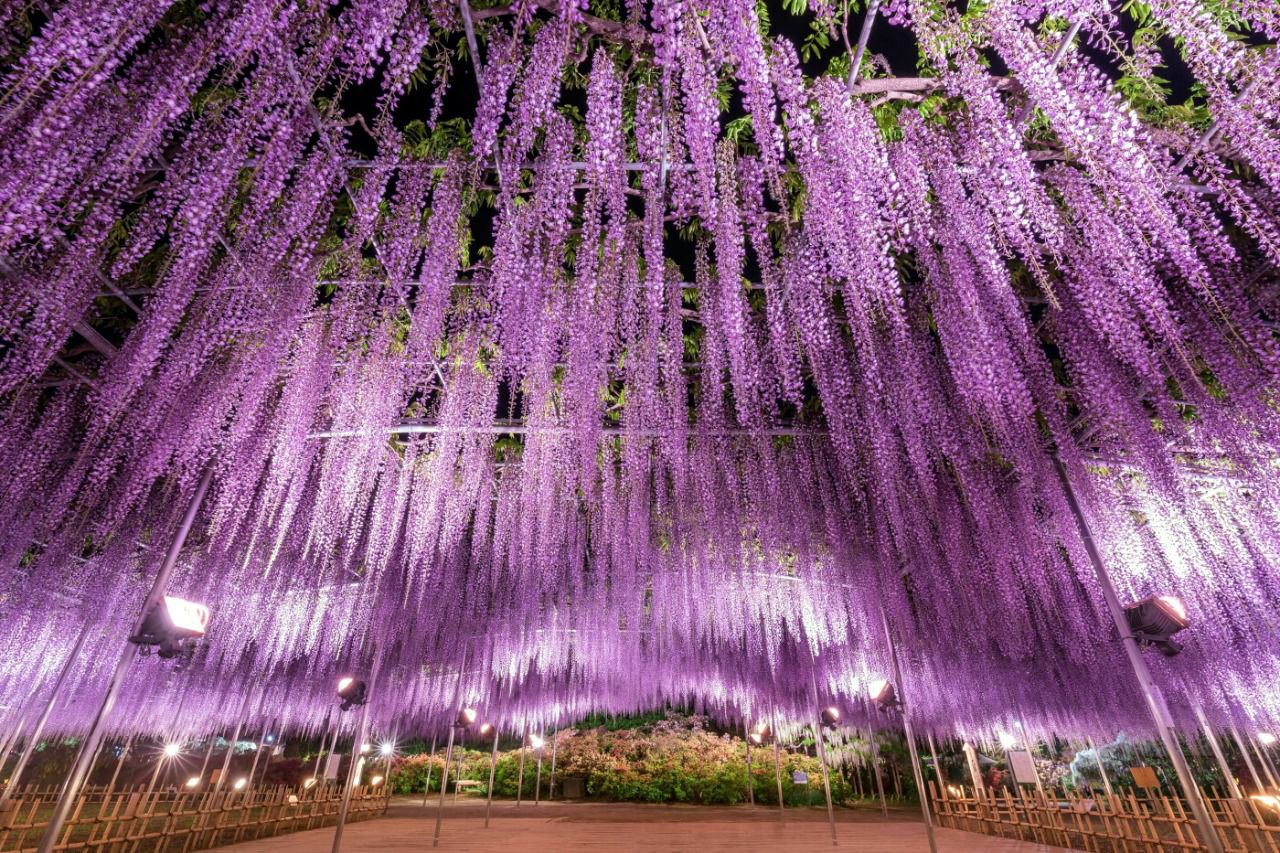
left=0, top=0, right=1277, bottom=749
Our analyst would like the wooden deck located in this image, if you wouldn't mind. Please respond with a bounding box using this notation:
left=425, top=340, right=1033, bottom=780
left=211, top=798, right=1072, bottom=852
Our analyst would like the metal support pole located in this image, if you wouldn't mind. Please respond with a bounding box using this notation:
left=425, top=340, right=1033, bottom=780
left=927, top=733, right=944, bottom=788
left=258, top=720, right=278, bottom=787
left=1052, top=452, right=1225, bottom=853
left=881, top=607, right=938, bottom=853
left=195, top=734, right=216, bottom=787
left=870, top=728, right=889, bottom=815
left=247, top=722, right=268, bottom=788
left=105, top=735, right=134, bottom=795
left=216, top=692, right=254, bottom=793
left=808, top=674, right=838, bottom=847
left=1230, top=726, right=1265, bottom=792
left=548, top=730, right=557, bottom=801
left=1250, top=733, right=1280, bottom=789
left=1086, top=737, right=1115, bottom=797
left=516, top=730, right=526, bottom=808
left=452, top=729, right=465, bottom=804
left=534, top=732, right=543, bottom=805
left=143, top=752, right=165, bottom=799
left=1194, top=706, right=1242, bottom=798
left=421, top=735, right=437, bottom=806
left=484, top=730, right=499, bottom=828
left=0, top=622, right=92, bottom=804
left=744, top=721, right=755, bottom=807
left=771, top=714, right=785, bottom=815
left=1198, top=717, right=1270, bottom=852
left=433, top=644, right=469, bottom=848
left=36, top=467, right=213, bottom=853
left=313, top=716, right=333, bottom=782
left=331, top=657, right=379, bottom=853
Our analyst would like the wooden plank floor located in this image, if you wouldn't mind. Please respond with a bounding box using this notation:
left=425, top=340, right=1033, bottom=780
left=211, top=798, right=1072, bottom=852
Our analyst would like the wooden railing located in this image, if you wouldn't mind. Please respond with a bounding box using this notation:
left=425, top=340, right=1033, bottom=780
left=929, top=781, right=1280, bottom=852
left=0, top=783, right=387, bottom=852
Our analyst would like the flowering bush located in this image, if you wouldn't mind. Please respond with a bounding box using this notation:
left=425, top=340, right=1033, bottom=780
left=390, top=714, right=850, bottom=806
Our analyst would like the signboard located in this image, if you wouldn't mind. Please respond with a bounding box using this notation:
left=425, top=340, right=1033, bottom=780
left=1130, top=766, right=1161, bottom=789
left=791, top=770, right=809, bottom=785
left=323, top=753, right=343, bottom=781
left=1007, top=749, right=1038, bottom=786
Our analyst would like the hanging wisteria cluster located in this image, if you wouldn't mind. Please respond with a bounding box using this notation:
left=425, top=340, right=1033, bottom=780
left=0, top=0, right=1277, bottom=749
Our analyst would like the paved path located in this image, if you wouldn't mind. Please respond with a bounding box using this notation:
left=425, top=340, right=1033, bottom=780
left=211, top=798, right=1072, bottom=852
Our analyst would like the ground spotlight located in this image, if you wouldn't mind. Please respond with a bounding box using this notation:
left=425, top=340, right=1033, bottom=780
left=337, top=676, right=368, bottom=711
left=164, top=743, right=182, bottom=758
left=130, top=595, right=210, bottom=659
left=1123, top=595, right=1189, bottom=657
left=456, top=708, right=478, bottom=729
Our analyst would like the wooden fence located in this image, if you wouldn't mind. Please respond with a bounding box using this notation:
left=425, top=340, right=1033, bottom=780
left=0, top=782, right=387, bottom=852
left=929, top=781, right=1280, bottom=853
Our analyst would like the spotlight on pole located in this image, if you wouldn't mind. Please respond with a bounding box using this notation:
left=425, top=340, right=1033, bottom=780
left=186, top=777, right=201, bottom=788
left=456, top=708, right=478, bottom=729
left=1123, top=595, right=1189, bottom=657
left=1259, top=733, right=1277, bottom=746
left=528, top=734, right=546, bottom=750
left=868, top=679, right=900, bottom=711
left=999, top=731, right=1018, bottom=750
left=749, top=722, right=772, bottom=745
left=477, top=723, right=495, bottom=740
left=820, top=707, right=840, bottom=728
left=129, top=595, right=211, bottom=659
left=163, top=743, right=182, bottom=758
left=336, top=676, right=368, bottom=711
left=379, top=741, right=395, bottom=757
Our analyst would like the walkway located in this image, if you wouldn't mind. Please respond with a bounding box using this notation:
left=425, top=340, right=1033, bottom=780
left=211, top=798, right=1072, bottom=852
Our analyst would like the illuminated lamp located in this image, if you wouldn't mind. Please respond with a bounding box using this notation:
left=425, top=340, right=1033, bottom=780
left=820, top=707, right=840, bottom=727
left=371, top=775, right=384, bottom=786
left=999, top=732, right=1018, bottom=750
left=129, top=596, right=210, bottom=659
left=303, top=778, right=318, bottom=789
left=1259, top=733, right=1277, bottom=746
left=456, top=708, right=478, bottom=729
left=336, top=676, right=368, bottom=711
left=379, top=742, right=395, bottom=757
left=528, top=734, right=545, bottom=750
left=868, top=679, right=899, bottom=711
left=1123, top=595, right=1189, bottom=657
left=186, top=777, right=200, bottom=788
left=233, top=778, right=247, bottom=790
left=163, top=743, right=181, bottom=758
